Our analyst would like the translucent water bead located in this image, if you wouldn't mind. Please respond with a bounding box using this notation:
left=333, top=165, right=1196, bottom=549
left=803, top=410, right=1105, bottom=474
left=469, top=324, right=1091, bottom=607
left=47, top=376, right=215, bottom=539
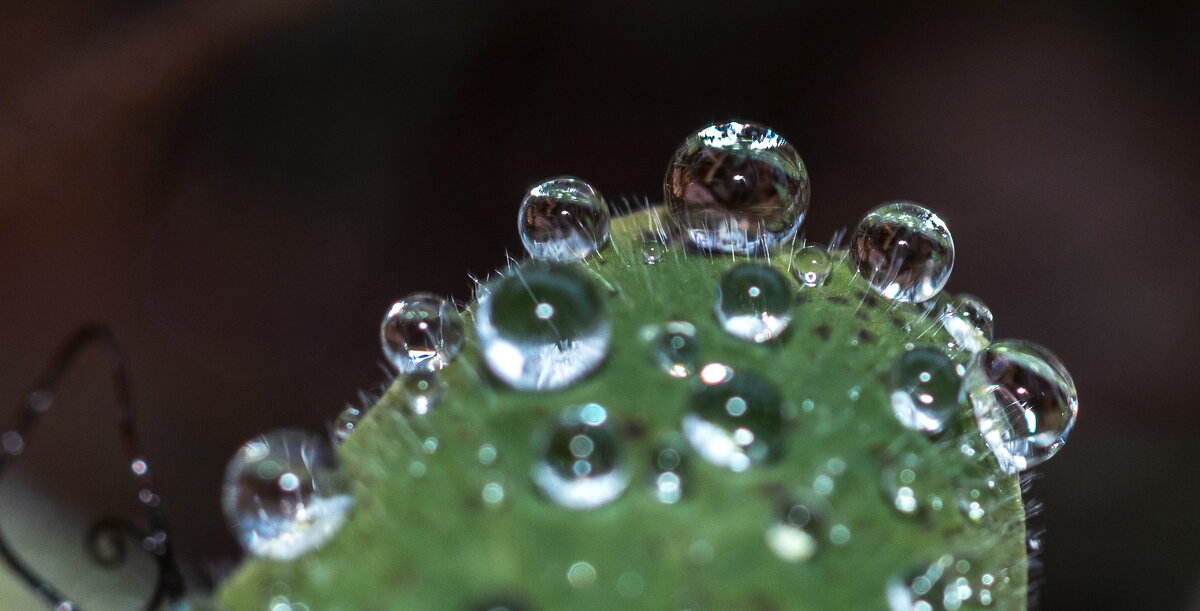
left=381, top=293, right=465, bottom=374
left=665, top=121, right=810, bottom=254
left=682, top=366, right=784, bottom=472
left=941, top=294, right=994, bottom=354
left=963, top=340, right=1078, bottom=473
left=531, top=404, right=628, bottom=509
left=853, top=202, right=954, bottom=303
left=221, top=429, right=353, bottom=560
left=791, top=244, right=832, bottom=287
left=890, top=347, right=962, bottom=434
left=518, top=177, right=610, bottom=262
left=715, top=264, right=793, bottom=343
left=476, top=263, right=611, bottom=390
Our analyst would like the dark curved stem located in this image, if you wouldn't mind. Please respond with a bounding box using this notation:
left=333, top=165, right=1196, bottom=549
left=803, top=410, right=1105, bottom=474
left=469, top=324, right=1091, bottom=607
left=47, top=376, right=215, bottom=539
left=0, top=324, right=184, bottom=610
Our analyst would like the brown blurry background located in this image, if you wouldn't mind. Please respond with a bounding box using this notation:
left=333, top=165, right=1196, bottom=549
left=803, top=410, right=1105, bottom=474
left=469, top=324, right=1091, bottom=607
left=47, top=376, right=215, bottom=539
left=1, top=0, right=1198, bottom=608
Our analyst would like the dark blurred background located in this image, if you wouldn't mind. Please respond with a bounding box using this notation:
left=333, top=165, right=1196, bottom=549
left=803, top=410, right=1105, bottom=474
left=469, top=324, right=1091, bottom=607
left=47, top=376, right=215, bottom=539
left=1, top=0, right=1197, bottom=608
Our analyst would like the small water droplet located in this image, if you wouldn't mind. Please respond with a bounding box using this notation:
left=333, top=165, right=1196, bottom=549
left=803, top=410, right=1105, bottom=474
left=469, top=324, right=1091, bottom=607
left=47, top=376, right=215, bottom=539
left=566, top=561, right=597, bottom=588
left=792, top=245, right=832, bottom=287
left=853, top=202, right=954, bottom=303
left=881, top=453, right=929, bottom=516
left=765, top=498, right=820, bottom=562
left=888, top=554, right=996, bottom=610
left=2, top=431, right=25, bottom=456
left=666, top=121, right=810, bottom=253
left=651, top=445, right=687, bottom=504
left=643, top=321, right=700, bottom=378
left=532, top=404, right=628, bottom=509
left=381, top=293, right=465, bottom=374
left=940, top=294, right=994, bottom=355
left=964, top=340, right=1078, bottom=473
left=682, top=370, right=784, bottom=472
left=641, top=240, right=667, bottom=265
left=478, top=443, right=498, bottom=465
left=617, top=571, right=646, bottom=599
left=829, top=524, right=851, bottom=545
left=715, top=264, right=793, bottom=343
left=482, top=481, right=505, bottom=506
left=403, top=372, right=446, bottom=415
left=518, top=177, right=610, bottom=262
left=221, top=429, right=353, bottom=560
left=333, top=406, right=363, bottom=443
left=890, top=347, right=962, bottom=434
left=476, top=263, right=611, bottom=390
left=688, top=540, right=714, bottom=565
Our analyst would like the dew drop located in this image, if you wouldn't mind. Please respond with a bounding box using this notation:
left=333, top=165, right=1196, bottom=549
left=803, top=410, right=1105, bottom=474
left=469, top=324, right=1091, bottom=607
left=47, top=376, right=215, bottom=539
left=964, top=340, right=1078, bottom=473
left=566, top=561, right=598, bottom=588
left=221, top=429, right=353, bottom=560
left=941, top=294, right=994, bottom=355
left=791, top=244, right=832, bottom=287
left=643, top=321, right=700, bottom=378
left=641, top=240, right=667, bottom=265
left=765, top=498, right=820, bottom=562
left=518, top=177, right=610, bottom=262
left=665, top=121, right=810, bottom=254
left=880, top=453, right=929, bottom=516
left=532, top=404, right=628, bottom=509
left=715, top=264, right=793, bottom=343
left=476, top=263, right=611, bottom=391
left=887, top=554, right=996, bottom=610
left=651, top=444, right=687, bottom=504
left=478, top=443, right=498, bottom=466
left=682, top=370, right=784, bottom=472
left=890, top=347, right=963, bottom=434
left=853, top=202, right=954, bottom=303
left=404, top=372, right=446, bottom=415
left=381, top=293, right=465, bottom=374
left=332, top=406, right=363, bottom=443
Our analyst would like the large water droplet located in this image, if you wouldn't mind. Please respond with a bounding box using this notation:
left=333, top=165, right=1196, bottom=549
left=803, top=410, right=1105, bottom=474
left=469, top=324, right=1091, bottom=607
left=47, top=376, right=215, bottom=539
left=642, top=321, right=700, bottom=378
left=381, top=293, right=465, bottom=374
left=941, top=294, right=994, bottom=354
left=888, top=554, right=997, bottom=610
left=765, top=498, right=821, bottom=562
left=890, top=347, right=963, bottom=434
left=532, top=404, right=628, bottom=509
left=665, top=121, right=810, bottom=254
left=476, top=264, right=611, bottom=390
left=853, top=202, right=954, bottom=303
left=715, top=264, right=793, bottom=343
left=791, top=244, right=832, bottom=287
left=682, top=370, right=784, bottom=472
left=221, top=429, right=353, bottom=560
left=518, top=177, right=610, bottom=262
left=964, top=340, right=1078, bottom=473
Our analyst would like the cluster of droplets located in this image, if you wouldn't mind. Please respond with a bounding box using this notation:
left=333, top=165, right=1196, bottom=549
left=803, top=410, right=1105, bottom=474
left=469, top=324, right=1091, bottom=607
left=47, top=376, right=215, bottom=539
left=217, top=119, right=1079, bottom=610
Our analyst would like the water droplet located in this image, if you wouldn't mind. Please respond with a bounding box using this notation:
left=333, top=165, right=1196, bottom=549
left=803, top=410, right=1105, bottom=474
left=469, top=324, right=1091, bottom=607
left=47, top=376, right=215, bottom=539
left=941, top=294, right=994, bottom=354
left=221, top=429, right=353, bottom=560
left=403, top=372, right=446, bottom=415
left=566, top=561, right=598, bottom=588
left=682, top=370, right=784, bottom=472
left=643, top=321, right=700, bottom=378
left=617, top=571, right=646, bottom=599
left=665, top=121, right=810, bottom=254
left=482, top=482, right=505, bottom=506
left=765, top=498, right=820, bottom=562
left=478, top=443, right=498, bottom=465
left=829, top=524, right=851, bottom=545
left=532, top=404, right=628, bottom=509
left=641, top=240, right=667, bottom=265
left=791, top=244, right=832, bottom=287
left=715, top=264, right=793, bottom=343
left=332, top=406, right=363, bottom=443
left=518, top=177, right=610, bottom=261
left=381, top=293, right=465, bottom=373
left=853, top=202, right=954, bottom=303
left=2, top=431, right=25, bottom=456
left=890, top=347, right=963, bottom=434
left=888, top=555, right=996, bottom=610
left=651, top=445, right=687, bottom=504
left=964, top=340, right=1078, bottom=473
left=476, top=263, right=611, bottom=390
left=881, top=453, right=929, bottom=516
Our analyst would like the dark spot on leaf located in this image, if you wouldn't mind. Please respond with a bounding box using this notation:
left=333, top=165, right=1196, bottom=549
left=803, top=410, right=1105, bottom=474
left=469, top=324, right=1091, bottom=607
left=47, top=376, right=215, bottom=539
left=814, top=325, right=832, bottom=341
left=827, top=296, right=850, bottom=305
left=858, top=329, right=875, bottom=344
